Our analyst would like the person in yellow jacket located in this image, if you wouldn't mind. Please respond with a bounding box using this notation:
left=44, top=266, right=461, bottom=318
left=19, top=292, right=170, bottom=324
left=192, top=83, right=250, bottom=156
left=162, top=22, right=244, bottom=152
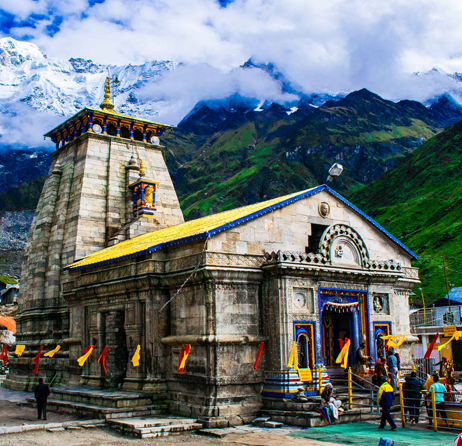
left=377, top=376, right=397, bottom=430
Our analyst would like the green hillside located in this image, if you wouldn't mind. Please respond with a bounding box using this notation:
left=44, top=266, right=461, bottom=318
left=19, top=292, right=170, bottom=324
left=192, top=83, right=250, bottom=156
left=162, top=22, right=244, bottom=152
left=171, top=90, right=444, bottom=219
left=350, top=118, right=462, bottom=304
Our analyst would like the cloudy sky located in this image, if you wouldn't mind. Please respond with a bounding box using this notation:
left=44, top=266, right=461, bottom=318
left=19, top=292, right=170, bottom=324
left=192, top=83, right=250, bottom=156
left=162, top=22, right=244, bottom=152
left=2, top=0, right=462, bottom=95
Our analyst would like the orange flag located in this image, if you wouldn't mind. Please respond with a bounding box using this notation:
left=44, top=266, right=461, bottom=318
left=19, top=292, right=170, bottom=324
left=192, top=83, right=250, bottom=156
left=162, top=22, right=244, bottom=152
left=44, top=345, right=61, bottom=358
left=178, top=344, right=191, bottom=372
left=77, top=345, right=95, bottom=367
left=131, top=345, right=141, bottom=367
left=15, top=345, right=25, bottom=357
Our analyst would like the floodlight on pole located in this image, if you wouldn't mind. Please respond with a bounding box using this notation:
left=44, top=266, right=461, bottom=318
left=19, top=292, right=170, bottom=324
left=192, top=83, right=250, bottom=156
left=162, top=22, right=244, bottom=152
left=326, top=163, right=343, bottom=183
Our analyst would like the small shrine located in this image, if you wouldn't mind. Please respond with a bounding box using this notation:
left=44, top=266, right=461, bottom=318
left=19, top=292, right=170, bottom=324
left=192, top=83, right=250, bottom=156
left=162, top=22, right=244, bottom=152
left=129, top=160, right=159, bottom=218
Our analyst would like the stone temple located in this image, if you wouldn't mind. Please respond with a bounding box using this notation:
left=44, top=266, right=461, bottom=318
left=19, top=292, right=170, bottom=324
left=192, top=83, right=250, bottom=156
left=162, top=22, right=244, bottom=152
left=4, top=80, right=420, bottom=426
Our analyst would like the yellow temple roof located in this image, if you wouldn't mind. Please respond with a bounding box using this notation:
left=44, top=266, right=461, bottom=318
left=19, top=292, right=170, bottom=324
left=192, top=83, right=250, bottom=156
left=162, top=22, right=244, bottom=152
left=66, top=186, right=324, bottom=271
left=65, top=184, right=418, bottom=271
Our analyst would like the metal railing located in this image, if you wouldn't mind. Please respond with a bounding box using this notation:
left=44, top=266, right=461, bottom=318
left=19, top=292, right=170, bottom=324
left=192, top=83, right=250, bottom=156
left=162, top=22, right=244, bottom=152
left=410, top=305, right=462, bottom=330
left=399, top=387, right=462, bottom=432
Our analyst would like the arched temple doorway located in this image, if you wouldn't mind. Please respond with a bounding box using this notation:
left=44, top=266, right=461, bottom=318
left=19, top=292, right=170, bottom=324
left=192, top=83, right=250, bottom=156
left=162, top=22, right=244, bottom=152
left=319, top=289, right=370, bottom=371
left=295, top=323, right=315, bottom=369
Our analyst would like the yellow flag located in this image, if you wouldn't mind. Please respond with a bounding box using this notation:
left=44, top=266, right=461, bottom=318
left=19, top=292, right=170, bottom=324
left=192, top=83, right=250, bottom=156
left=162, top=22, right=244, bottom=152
left=77, top=346, right=95, bottom=366
left=15, top=345, right=25, bottom=357
left=131, top=345, right=141, bottom=367
left=44, top=345, right=61, bottom=358
left=287, top=341, right=298, bottom=370
left=438, top=331, right=462, bottom=351
left=335, top=339, right=351, bottom=369
left=388, top=335, right=406, bottom=349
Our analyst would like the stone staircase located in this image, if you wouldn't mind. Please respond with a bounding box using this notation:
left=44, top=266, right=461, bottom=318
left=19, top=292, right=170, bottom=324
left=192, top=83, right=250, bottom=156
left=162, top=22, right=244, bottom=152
left=23, top=386, right=167, bottom=420
left=107, top=416, right=203, bottom=438
left=260, top=394, right=382, bottom=428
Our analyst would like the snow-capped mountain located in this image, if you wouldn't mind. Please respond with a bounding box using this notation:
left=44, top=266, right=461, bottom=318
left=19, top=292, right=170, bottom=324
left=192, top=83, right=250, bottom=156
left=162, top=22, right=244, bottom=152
left=3, top=37, right=462, bottom=148
left=0, top=37, right=179, bottom=120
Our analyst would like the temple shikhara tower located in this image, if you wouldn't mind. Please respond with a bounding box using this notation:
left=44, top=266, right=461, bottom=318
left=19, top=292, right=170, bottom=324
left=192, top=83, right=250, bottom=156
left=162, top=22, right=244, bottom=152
left=5, top=78, right=420, bottom=427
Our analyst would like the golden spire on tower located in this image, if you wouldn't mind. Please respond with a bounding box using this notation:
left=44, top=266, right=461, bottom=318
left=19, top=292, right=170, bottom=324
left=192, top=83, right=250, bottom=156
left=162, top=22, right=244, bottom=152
left=139, top=158, right=146, bottom=177
left=100, top=77, right=115, bottom=111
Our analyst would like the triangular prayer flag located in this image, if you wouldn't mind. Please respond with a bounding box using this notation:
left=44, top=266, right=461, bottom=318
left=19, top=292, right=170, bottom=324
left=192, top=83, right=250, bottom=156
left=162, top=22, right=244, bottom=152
left=424, top=333, right=439, bottom=359
left=15, top=345, right=25, bottom=357
left=287, top=341, right=298, bottom=370
left=33, top=346, right=43, bottom=373
left=254, top=342, right=265, bottom=370
left=178, top=344, right=191, bottom=372
left=0, top=345, right=7, bottom=365
left=131, top=345, right=141, bottom=367
left=77, top=345, right=95, bottom=366
left=97, top=346, right=108, bottom=374
left=44, top=345, right=61, bottom=358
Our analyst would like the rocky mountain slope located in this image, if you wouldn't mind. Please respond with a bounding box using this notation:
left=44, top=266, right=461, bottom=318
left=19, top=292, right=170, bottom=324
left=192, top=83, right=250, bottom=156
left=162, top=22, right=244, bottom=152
left=171, top=89, right=462, bottom=219
left=350, top=118, right=462, bottom=303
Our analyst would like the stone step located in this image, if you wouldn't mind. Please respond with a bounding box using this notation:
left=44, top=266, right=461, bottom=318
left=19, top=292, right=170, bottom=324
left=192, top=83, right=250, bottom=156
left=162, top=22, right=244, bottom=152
left=262, top=396, right=371, bottom=413
left=108, top=416, right=203, bottom=438
left=260, top=407, right=381, bottom=428
left=25, top=398, right=167, bottom=419
left=49, top=386, right=154, bottom=408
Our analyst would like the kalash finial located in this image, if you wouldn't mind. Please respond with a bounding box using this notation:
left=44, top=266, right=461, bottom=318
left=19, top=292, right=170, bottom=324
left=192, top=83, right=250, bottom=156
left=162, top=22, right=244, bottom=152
left=139, top=158, right=146, bottom=177
left=100, top=77, right=115, bottom=111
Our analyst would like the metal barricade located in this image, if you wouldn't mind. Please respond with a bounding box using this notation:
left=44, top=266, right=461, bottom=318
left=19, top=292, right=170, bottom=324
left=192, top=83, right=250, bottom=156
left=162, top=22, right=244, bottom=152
left=399, top=380, right=462, bottom=432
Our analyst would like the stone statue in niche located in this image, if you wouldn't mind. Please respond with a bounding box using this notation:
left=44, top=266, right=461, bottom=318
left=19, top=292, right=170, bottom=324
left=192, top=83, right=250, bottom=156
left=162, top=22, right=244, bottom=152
left=373, top=295, right=384, bottom=313
left=144, top=185, right=154, bottom=205
left=335, top=246, right=344, bottom=258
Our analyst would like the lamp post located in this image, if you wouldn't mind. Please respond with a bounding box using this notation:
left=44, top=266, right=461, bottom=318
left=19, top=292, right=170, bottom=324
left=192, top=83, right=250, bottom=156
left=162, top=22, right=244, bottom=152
left=419, top=287, right=426, bottom=325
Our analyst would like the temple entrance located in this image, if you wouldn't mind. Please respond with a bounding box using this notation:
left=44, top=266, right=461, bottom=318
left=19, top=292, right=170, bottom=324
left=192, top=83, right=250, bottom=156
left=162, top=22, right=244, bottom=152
left=322, top=309, right=355, bottom=367
left=295, top=323, right=315, bottom=369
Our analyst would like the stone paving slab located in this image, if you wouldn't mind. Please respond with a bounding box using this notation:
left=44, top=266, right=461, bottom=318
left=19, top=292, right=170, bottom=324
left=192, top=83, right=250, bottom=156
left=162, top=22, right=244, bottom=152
left=0, top=419, right=105, bottom=435
left=109, top=415, right=199, bottom=429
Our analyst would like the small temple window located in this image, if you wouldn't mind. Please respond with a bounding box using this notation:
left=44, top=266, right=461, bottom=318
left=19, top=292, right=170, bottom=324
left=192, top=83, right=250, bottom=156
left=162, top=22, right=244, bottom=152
left=306, top=223, right=329, bottom=253
left=107, top=122, right=117, bottom=136
left=120, top=125, right=130, bottom=139
left=134, top=128, right=143, bottom=141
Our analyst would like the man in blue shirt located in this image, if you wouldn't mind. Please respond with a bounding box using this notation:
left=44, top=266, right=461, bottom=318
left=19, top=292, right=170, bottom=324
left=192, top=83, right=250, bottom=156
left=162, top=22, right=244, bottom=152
left=429, top=374, right=447, bottom=426
left=386, top=349, right=398, bottom=391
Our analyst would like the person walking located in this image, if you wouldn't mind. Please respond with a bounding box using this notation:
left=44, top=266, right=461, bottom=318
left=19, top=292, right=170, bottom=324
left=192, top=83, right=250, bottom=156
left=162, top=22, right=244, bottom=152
left=430, top=374, right=448, bottom=426
left=377, top=375, right=397, bottom=431
left=34, top=378, right=50, bottom=420
left=403, top=371, right=423, bottom=424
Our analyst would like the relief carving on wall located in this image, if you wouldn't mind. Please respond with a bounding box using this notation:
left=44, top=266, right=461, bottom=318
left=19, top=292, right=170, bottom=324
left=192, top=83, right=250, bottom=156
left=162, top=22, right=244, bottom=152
left=292, top=287, right=314, bottom=313
left=372, top=294, right=390, bottom=314
left=318, top=202, right=330, bottom=218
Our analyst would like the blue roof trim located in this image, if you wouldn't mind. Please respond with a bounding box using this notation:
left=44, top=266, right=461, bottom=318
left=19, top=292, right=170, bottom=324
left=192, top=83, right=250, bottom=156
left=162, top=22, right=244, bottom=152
left=67, top=183, right=417, bottom=271
left=324, top=185, right=419, bottom=260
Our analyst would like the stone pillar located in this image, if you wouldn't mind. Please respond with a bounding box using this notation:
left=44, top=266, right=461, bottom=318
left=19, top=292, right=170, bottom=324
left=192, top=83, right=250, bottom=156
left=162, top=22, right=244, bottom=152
left=105, top=310, right=127, bottom=388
